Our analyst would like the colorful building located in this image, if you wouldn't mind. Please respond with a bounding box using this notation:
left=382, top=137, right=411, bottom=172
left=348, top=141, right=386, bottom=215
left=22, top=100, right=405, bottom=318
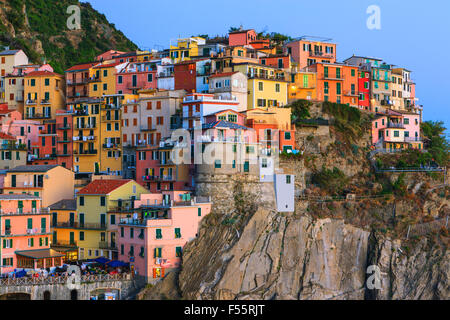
left=116, top=61, right=158, bottom=95
left=228, top=28, right=257, bottom=46
left=0, top=49, right=29, bottom=103
left=371, top=109, right=422, bottom=150
left=117, top=190, right=211, bottom=282
left=304, top=62, right=358, bottom=106
left=288, top=71, right=317, bottom=102
left=284, top=37, right=337, bottom=69
left=233, top=63, right=288, bottom=109
left=75, top=179, right=148, bottom=260
left=65, top=62, right=97, bottom=104
left=1, top=119, right=42, bottom=150
left=169, top=37, right=206, bottom=63
left=0, top=132, right=27, bottom=170
left=49, top=199, right=79, bottom=262
left=260, top=54, right=291, bottom=70
left=89, top=62, right=126, bottom=98
left=0, top=194, right=63, bottom=275
left=3, top=165, right=75, bottom=208
left=24, top=71, right=65, bottom=122
left=208, top=72, right=248, bottom=111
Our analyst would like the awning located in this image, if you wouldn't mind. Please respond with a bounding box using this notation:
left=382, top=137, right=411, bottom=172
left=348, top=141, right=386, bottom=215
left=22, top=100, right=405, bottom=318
left=15, top=249, right=65, bottom=260
left=94, top=257, right=110, bottom=264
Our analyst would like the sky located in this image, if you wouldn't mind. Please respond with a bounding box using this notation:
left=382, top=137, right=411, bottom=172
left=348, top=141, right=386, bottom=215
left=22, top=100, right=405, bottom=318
left=87, top=0, right=450, bottom=133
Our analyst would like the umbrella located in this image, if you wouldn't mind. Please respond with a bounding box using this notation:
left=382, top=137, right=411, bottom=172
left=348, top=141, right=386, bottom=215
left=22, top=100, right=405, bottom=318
left=15, top=270, right=27, bottom=278
left=94, top=257, right=110, bottom=264
left=107, top=260, right=126, bottom=268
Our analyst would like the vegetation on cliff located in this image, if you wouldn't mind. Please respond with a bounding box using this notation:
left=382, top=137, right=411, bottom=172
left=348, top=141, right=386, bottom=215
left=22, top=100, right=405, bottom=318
left=0, top=0, right=138, bottom=73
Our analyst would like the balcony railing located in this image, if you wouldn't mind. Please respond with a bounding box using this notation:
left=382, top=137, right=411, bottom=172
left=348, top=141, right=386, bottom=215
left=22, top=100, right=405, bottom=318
left=103, top=143, right=121, bottom=149
left=140, top=126, right=156, bottom=132
left=309, top=51, right=334, bottom=59
left=344, top=90, right=358, bottom=97
left=73, top=135, right=96, bottom=142
left=54, top=221, right=107, bottom=230
left=404, top=137, right=422, bottom=143
left=99, top=241, right=117, bottom=250
left=26, top=99, right=37, bottom=105
left=322, top=75, right=345, bottom=81
left=0, top=207, right=50, bottom=216
left=73, top=149, right=98, bottom=155
left=26, top=113, right=51, bottom=119
left=88, top=76, right=101, bottom=83
left=51, top=240, right=78, bottom=248
left=142, top=175, right=174, bottom=182
left=67, top=78, right=89, bottom=85
left=387, top=122, right=405, bottom=129
left=247, top=73, right=286, bottom=81
left=57, top=124, right=71, bottom=130
left=75, top=123, right=96, bottom=129
left=41, top=99, right=51, bottom=104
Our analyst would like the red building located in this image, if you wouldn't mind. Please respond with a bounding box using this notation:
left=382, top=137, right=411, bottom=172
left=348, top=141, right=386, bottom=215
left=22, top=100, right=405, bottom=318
left=260, top=54, right=291, bottom=69
left=174, top=60, right=201, bottom=94
left=30, top=122, right=58, bottom=165
left=228, top=29, right=257, bottom=46
left=55, top=110, right=73, bottom=169
left=358, top=67, right=371, bottom=111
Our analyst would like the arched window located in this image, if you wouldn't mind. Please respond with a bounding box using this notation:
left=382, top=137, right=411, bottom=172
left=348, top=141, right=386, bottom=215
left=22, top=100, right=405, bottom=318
left=70, top=289, right=78, bottom=300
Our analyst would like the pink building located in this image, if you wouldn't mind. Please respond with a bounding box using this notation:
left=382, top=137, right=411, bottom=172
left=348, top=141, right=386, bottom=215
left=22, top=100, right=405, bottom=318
left=117, top=191, right=211, bottom=282
left=372, top=109, right=422, bottom=150
left=116, top=61, right=158, bottom=95
left=1, top=119, right=43, bottom=150
left=0, top=194, right=64, bottom=275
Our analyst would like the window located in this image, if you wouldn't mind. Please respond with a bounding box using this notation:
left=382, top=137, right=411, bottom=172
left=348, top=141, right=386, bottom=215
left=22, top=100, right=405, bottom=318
left=227, top=114, right=237, bottom=123
left=130, top=228, right=134, bottom=239
left=324, top=82, right=329, bottom=94
left=118, top=76, right=123, bottom=84
left=394, top=131, right=399, bottom=137
left=404, top=118, right=409, bottom=125
left=103, top=70, right=108, bottom=77
left=214, top=160, right=221, bottom=168
left=79, top=232, right=85, bottom=241
left=284, top=132, right=291, bottom=140
left=198, top=208, right=202, bottom=217
left=351, top=69, right=355, bottom=77
left=262, top=158, right=268, bottom=168
left=154, top=248, right=162, bottom=258
left=286, top=175, right=291, bottom=184
left=79, top=196, right=84, bottom=206
left=148, top=74, right=153, bottom=82
left=44, top=78, right=50, bottom=86
left=336, top=83, right=341, bottom=95
left=93, top=84, right=98, bottom=91
left=103, top=83, right=107, bottom=91
left=176, top=247, right=182, bottom=257
left=175, top=228, right=181, bottom=238
left=121, top=244, right=124, bottom=255
left=336, top=68, right=341, bottom=79
left=100, top=196, right=106, bottom=206
left=275, top=83, right=280, bottom=92
left=258, top=82, right=263, bottom=91
left=129, top=245, right=134, bottom=256
left=120, top=227, right=124, bottom=237
left=156, top=229, right=162, bottom=239
left=246, top=146, right=255, bottom=154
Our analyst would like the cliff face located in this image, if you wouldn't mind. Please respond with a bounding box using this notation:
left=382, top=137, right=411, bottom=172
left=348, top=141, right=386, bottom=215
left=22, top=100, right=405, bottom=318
left=139, top=102, right=449, bottom=301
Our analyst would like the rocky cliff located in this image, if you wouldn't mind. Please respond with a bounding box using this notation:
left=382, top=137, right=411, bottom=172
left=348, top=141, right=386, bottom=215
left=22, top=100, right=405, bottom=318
left=139, top=102, right=449, bottom=300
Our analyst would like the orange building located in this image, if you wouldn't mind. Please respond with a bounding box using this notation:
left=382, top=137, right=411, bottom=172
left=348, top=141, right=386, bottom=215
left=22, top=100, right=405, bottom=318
left=304, top=63, right=359, bottom=106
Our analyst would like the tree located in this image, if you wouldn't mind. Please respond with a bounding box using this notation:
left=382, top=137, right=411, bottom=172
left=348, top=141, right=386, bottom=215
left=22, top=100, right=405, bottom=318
left=228, top=27, right=240, bottom=33
left=421, top=121, right=449, bottom=166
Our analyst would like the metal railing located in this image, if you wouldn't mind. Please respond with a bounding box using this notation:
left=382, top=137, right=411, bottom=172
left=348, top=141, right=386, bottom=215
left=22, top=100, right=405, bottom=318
left=0, top=273, right=133, bottom=287
left=53, top=221, right=106, bottom=230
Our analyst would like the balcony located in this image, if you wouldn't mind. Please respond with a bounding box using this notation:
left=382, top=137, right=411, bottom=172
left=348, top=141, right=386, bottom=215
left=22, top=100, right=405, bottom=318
left=247, top=73, right=286, bottom=81
left=26, top=113, right=51, bottom=119
left=387, top=122, right=405, bottom=129
left=142, top=175, right=174, bottom=182
left=75, top=123, right=97, bottom=129
left=73, top=149, right=98, bottom=155
left=404, top=137, right=422, bottom=143
left=103, top=143, right=121, bottom=149
left=344, top=90, right=358, bottom=97
left=51, top=240, right=78, bottom=248
left=67, top=78, right=89, bottom=86
left=57, top=124, right=71, bottom=130
left=0, top=143, right=27, bottom=151
left=309, top=51, right=334, bottom=59
left=88, top=76, right=101, bottom=83
left=99, top=241, right=117, bottom=250
left=322, top=75, right=345, bottom=81
left=68, top=92, right=88, bottom=98
left=0, top=207, right=50, bottom=216
left=140, top=126, right=156, bottom=132
left=41, top=99, right=51, bottom=105
left=158, top=72, right=174, bottom=78
left=126, top=82, right=144, bottom=90
left=102, top=116, right=120, bottom=121
left=54, top=221, right=106, bottom=230
left=31, top=154, right=57, bottom=161
left=26, top=99, right=37, bottom=105
left=102, top=103, right=121, bottom=110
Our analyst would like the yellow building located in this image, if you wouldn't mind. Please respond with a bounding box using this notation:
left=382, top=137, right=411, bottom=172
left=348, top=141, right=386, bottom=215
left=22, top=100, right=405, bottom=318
left=24, top=71, right=65, bottom=123
left=170, top=37, right=206, bottom=63
left=288, top=71, right=317, bottom=103
left=75, top=179, right=148, bottom=260
left=243, top=107, right=293, bottom=131
left=233, top=63, right=288, bottom=109
left=89, top=62, right=125, bottom=98
left=391, top=69, right=404, bottom=111
left=49, top=199, right=79, bottom=262
left=3, top=165, right=75, bottom=207
left=70, top=95, right=124, bottom=175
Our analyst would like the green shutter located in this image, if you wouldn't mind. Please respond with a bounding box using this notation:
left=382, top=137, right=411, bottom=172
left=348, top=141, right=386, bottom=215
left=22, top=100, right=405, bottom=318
left=175, top=228, right=181, bottom=238
left=30, top=238, right=34, bottom=247
left=27, top=218, right=32, bottom=229
left=198, top=208, right=201, bottom=217
left=156, top=229, right=162, bottom=239
left=45, top=237, right=48, bottom=246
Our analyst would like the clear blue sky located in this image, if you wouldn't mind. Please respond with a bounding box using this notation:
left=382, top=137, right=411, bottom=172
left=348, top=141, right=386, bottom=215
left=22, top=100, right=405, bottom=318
left=87, top=0, right=450, bottom=132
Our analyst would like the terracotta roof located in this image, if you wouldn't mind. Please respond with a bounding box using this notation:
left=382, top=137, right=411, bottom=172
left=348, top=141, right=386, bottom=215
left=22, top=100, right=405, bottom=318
left=77, top=179, right=132, bottom=195
left=65, top=62, right=97, bottom=72
left=25, top=70, right=62, bottom=77
left=0, top=132, right=16, bottom=140
left=209, top=72, right=239, bottom=78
